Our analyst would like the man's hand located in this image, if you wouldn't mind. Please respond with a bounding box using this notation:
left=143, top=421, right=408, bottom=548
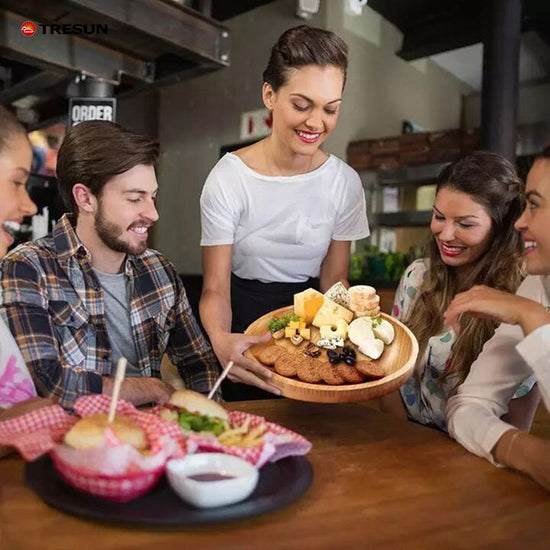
left=444, top=285, right=550, bottom=336
left=211, top=331, right=281, bottom=395
left=103, top=376, right=175, bottom=406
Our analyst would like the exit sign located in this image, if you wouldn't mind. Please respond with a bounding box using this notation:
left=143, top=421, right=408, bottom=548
left=240, top=108, right=272, bottom=140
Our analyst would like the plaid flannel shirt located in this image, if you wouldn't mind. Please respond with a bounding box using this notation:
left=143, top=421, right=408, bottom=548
left=0, top=214, right=221, bottom=409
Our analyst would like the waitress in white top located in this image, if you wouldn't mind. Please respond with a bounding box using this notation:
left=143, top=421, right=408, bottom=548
left=445, top=147, right=550, bottom=492
left=200, top=26, right=369, bottom=400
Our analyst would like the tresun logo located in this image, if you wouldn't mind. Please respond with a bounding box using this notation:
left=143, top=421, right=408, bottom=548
left=20, top=21, right=37, bottom=37
left=19, top=22, right=108, bottom=35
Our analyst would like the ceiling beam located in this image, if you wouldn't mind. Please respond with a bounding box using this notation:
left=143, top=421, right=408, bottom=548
left=0, top=10, right=152, bottom=84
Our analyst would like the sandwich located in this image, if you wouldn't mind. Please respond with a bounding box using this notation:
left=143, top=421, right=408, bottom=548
left=159, top=390, right=229, bottom=436
left=63, top=413, right=148, bottom=451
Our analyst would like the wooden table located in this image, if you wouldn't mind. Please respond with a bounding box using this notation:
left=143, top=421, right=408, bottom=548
left=1, top=400, right=548, bottom=549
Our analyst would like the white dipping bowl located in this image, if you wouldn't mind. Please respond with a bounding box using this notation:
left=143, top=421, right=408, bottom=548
left=166, top=453, right=259, bottom=508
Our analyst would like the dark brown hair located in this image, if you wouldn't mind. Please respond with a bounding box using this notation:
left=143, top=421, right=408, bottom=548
left=405, top=151, right=524, bottom=392
left=263, top=25, right=348, bottom=91
left=0, top=105, right=28, bottom=153
left=57, top=121, right=159, bottom=215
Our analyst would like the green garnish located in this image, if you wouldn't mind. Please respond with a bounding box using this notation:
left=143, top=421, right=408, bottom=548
left=267, top=313, right=300, bottom=333
left=371, top=316, right=382, bottom=327
left=178, top=412, right=227, bottom=435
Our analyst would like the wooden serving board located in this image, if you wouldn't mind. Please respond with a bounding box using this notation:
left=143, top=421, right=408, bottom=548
left=244, top=306, right=419, bottom=404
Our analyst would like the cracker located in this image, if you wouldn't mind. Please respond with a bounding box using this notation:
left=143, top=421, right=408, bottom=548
left=296, top=356, right=322, bottom=383
left=273, top=350, right=298, bottom=377
left=355, top=359, right=386, bottom=378
left=253, top=343, right=283, bottom=366
left=336, top=363, right=366, bottom=383
left=319, top=362, right=346, bottom=385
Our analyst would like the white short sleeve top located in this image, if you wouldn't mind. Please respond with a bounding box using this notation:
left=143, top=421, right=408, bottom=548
left=200, top=153, right=370, bottom=283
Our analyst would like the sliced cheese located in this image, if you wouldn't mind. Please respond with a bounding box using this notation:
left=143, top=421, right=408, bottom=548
left=294, top=288, right=324, bottom=323
left=284, top=325, right=310, bottom=340
left=312, top=297, right=354, bottom=328
left=348, top=317, right=375, bottom=346
left=358, top=338, right=384, bottom=359
left=372, top=319, right=395, bottom=345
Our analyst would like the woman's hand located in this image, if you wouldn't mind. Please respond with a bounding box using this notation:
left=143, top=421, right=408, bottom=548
left=522, top=437, right=550, bottom=492
left=494, top=430, right=550, bottom=492
left=211, top=331, right=281, bottom=394
left=443, top=285, right=550, bottom=336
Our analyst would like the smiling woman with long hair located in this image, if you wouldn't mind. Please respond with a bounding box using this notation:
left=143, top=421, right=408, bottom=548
left=382, top=151, right=532, bottom=430
left=0, top=105, right=53, bottom=442
left=445, top=146, right=550, bottom=492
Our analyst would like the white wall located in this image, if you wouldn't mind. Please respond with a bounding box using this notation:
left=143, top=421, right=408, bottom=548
left=463, top=82, right=550, bottom=129
left=155, top=0, right=469, bottom=273
left=324, top=3, right=471, bottom=159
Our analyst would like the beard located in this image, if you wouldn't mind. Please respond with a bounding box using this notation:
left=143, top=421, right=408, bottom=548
left=95, top=203, right=148, bottom=256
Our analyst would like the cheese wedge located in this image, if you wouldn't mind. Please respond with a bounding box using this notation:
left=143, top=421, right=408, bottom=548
left=319, top=319, right=349, bottom=340
left=324, top=282, right=350, bottom=308
left=294, top=288, right=324, bottom=323
left=312, top=297, right=354, bottom=328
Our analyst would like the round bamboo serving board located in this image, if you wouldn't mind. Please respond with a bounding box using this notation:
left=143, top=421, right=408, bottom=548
left=244, top=306, right=419, bottom=404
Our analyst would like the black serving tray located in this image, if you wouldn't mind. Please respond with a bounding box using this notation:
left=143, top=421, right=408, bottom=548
left=25, top=454, right=313, bottom=528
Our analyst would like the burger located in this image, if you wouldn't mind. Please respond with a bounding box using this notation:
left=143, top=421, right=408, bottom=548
left=64, top=413, right=148, bottom=451
left=160, top=390, right=229, bottom=436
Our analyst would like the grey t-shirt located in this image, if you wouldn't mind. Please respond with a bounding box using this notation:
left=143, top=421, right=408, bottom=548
left=94, top=269, right=140, bottom=376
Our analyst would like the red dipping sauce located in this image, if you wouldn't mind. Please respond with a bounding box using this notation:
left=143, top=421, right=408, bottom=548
left=187, top=473, right=235, bottom=482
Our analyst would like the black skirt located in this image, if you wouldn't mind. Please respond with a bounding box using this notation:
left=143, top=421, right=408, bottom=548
left=222, top=273, right=319, bottom=401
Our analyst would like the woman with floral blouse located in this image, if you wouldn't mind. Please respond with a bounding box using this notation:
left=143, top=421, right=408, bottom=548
left=381, top=151, right=536, bottom=431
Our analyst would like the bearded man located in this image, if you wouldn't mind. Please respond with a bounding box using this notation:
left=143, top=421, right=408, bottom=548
left=0, top=121, right=221, bottom=409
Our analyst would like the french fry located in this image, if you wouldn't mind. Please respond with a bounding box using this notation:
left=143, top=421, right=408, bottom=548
left=217, top=420, right=268, bottom=448
left=241, top=424, right=267, bottom=447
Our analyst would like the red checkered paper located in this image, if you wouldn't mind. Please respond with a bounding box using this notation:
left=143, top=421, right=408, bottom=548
left=0, top=395, right=184, bottom=462
left=0, top=404, right=76, bottom=460
left=51, top=395, right=186, bottom=502
left=153, top=408, right=312, bottom=468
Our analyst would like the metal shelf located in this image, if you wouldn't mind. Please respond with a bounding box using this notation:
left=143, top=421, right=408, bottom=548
left=372, top=211, right=432, bottom=227
left=376, top=163, right=447, bottom=186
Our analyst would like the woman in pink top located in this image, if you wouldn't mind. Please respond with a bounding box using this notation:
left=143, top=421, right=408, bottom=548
left=0, top=105, right=52, bottom=429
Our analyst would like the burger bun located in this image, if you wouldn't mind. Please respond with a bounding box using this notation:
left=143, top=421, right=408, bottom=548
left=168, top=390, right=228, bottom=421
left=64, top=413, right=148, bottom=451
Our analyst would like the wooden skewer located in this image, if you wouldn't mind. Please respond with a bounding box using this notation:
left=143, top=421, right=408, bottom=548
left=207, top=361, right=234, bottom=400
left=107, top=357, right=127, bottom=424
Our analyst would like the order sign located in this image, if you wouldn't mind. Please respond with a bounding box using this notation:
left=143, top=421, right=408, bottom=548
left=69, top=97, right=116, bottom=126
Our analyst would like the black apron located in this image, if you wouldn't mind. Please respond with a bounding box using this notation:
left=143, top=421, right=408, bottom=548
left=222, top=273, right=319, bottom=401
